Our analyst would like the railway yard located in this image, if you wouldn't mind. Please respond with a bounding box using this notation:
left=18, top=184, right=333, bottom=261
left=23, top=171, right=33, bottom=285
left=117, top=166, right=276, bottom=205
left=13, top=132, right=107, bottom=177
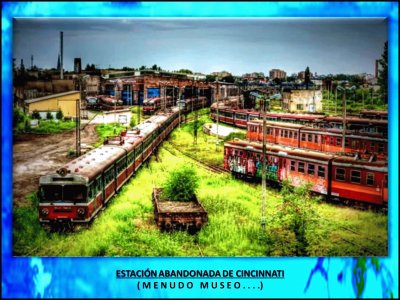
left=12, top=107, right=388, bottom=257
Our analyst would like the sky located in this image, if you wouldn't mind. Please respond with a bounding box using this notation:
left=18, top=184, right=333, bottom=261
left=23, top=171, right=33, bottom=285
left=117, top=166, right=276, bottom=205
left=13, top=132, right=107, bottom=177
left=13, top=18, right=387, bottom=76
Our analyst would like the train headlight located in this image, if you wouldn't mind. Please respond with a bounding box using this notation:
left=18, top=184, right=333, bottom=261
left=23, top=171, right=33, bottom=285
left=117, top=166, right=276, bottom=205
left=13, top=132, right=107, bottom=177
left=41, top=208, right=49, bottom=215
left=77, top=208, right=85, bottom=215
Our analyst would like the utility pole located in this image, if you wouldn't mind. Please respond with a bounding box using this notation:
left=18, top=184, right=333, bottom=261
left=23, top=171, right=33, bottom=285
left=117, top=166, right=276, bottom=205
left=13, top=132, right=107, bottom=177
left=216, top=80, right=220, bottom=151
left=335, top=86, right=338, bottom=115
left=341, top=90, right=346, bottom=153
left=261, top=96, right=268, bottom=231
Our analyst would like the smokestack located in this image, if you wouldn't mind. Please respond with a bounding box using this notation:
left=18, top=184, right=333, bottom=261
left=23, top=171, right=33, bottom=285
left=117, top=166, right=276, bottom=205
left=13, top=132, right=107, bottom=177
left=60, top=31, right=63, bottom=79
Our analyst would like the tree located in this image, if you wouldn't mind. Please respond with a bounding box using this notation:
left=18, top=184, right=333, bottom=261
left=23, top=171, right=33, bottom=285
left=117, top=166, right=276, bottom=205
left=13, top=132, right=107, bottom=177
left=206, top=75, right=216, bottom=82
left=151, top=64, right=159, bottom=70
left=139, top=65, right=146, bottom=70
left=378, top=41, right=388, bottom=104
left=221, top=75, right=235, bottom=83
left=162, top=165, right=199, bottom=202
left=177, top=69, right=193, bottom=74
left=304, top=66, right=311, bottom=89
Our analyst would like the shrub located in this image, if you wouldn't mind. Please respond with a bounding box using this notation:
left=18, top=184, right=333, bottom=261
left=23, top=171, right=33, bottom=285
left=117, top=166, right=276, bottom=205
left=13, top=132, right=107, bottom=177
left=56, top=109, right=63, bottom=120
left=162, top=165, right=199, bottom=202
left=46, top=112, right=53, bottom=120
left=31, top=110, right=41, bottom=120
left=223, top=132, right=246, bottom=142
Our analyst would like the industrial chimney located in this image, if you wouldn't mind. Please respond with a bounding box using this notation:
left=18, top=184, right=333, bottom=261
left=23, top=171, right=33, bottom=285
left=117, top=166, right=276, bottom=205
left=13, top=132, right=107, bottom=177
left=60, top=31, right=64, bottom=79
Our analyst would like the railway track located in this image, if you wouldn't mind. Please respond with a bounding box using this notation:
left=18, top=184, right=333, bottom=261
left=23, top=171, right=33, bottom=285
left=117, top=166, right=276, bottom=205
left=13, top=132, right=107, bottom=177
left=163, top=141, right=229, bottom=175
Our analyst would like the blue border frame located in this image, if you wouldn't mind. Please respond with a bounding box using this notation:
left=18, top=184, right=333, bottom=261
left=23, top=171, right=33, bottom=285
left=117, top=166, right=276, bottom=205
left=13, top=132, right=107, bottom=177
left=2, top=2, right=398, bottom=298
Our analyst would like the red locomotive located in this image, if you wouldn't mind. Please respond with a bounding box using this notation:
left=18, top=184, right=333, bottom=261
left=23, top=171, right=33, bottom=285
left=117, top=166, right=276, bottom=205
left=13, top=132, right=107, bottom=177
left=246, top=120, right=387, bottom=159
left=38, top=108, right=181, bottom=227
left=224, top=139, right=388, bottom=207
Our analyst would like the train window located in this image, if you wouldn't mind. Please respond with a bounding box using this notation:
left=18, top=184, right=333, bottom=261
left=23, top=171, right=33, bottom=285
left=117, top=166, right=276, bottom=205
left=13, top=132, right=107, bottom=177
left=336, top=137, right=342, bottom=146
left=350, top=170, right=361, bottom=184
left=370, top=142, right=375, bottom=152
left=366, top=173, right=375, bottom=186
left=308, top=164, right=315, bottom=176
left=378, top=143, right=384, bottom=153
left=318, top=166, right=325, bottom=178
left=88, top=183, right=95, bottom=199
left=294, top=132, right=298, bottom=139
left=40, top=185, right=62, bottom=202
left=345, top=139, right=349, bottom=147
left=298, top=162, right=305, bottom=173
left=330, top=137, right=334, bottom=145
left=308, top=134, right=312, bottom=142
left=95, top=176, right=102, bottom=194
left=315, top=135, right=319, bottom=143
left=335, top=168, right=346, bottom=181
left=289, top=131, right=293, bottom=139
left=351, top=140, right=356, bottom=149
left=290, top=160, right=296, bottom=171
left=284, top=131, right=288, bottom=138
left=63, top=185, right=87, bottom=202
left=301, top=134, right=306, bottom=141
left=384, top=175, right=388, bottom=188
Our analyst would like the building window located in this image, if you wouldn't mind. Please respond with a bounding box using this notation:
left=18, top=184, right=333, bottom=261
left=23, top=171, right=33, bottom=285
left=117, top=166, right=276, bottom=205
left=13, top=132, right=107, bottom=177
left=308, top=164, right=315, bottom=176
left=296, top=104, right=304, bottom=110
left=318, top=166, right=325, bottom=178
left=298, top=162, right=305, bottom=173
left=290, top=160, right=296, bottom=171
left=335, top=168, right=345, bottom=181
left=351, top=170, right=361, bottom=184
left=366, top=173, right=375, bottom=186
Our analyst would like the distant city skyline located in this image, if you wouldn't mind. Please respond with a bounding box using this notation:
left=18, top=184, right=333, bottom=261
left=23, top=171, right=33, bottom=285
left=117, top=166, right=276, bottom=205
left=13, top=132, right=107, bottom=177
left=13, top=18, right=387, bottom=76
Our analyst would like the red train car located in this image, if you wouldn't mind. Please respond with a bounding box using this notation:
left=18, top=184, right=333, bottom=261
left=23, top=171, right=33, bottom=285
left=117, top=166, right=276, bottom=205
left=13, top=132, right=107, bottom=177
left=224, top=139, right=388, bottom=207
left=38, top=108, right=181, bottom=227
left=143, top=96, right=174, bottom=114
left=246, top=120, right=388, bottom=159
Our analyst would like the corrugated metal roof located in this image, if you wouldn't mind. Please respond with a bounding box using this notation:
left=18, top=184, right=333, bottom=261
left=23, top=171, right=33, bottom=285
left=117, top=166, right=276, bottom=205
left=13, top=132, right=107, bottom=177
left=25, top=91, right=80, bottom=104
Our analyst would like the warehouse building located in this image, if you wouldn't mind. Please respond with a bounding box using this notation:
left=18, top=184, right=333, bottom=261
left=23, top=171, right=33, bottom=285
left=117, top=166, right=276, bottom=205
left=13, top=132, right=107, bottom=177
left=25, top=91, right=80, bottom=119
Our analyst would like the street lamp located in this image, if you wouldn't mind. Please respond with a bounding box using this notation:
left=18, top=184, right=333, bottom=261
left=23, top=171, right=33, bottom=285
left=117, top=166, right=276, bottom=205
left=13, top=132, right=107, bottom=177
left=337, top=85, right=356, bottom=153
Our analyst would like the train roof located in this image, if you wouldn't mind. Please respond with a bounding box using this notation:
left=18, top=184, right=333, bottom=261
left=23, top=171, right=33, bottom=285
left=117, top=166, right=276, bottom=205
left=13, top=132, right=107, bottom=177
left=58, top=145, right=126, bottom=181
left=325, top=116, right=388, bottom=125
left=359, top=109, right=388, bottom=116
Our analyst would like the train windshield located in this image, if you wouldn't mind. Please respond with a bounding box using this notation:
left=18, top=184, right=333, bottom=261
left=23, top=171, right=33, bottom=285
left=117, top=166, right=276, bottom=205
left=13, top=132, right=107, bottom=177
left=39, top=185, right=87, bottom=203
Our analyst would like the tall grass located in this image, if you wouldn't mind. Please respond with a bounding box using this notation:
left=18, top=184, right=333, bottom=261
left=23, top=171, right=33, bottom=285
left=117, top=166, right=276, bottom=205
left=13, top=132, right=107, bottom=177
left=12, top=117, right=388, bottom=256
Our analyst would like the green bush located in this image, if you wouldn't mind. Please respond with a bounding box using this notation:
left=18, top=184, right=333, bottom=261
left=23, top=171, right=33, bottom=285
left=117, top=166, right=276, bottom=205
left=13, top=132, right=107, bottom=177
left=31, top=110, right=41, bottom=120
left=162, top=165, right=199, bottom=202
left=223, top=132, right=246, bottom=142
left=46, top=112, right=53, bottom=120
left=56, top=109, right=63, bottom=120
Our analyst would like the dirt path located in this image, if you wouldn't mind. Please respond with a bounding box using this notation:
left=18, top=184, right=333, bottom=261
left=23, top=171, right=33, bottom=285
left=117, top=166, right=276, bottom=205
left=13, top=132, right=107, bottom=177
left=13, top=125, right=99, bottom=207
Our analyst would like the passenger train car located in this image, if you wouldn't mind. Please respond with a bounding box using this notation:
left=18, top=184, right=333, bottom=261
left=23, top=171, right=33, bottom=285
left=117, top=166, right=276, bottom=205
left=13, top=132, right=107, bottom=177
left=177, top=96, right=209, bottom=113
left=224, top=139, right=388, bottom=207
left=246, top=120, right=387, bottom=159
left=210, top=106, right=388, bottom=136
left=38, top=108, right=180, bottom=226
left=142, top=96, right=174, bottom=114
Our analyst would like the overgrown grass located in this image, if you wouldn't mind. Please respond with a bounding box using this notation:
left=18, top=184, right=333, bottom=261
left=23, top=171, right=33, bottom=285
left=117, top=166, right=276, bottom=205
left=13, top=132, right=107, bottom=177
left=13, top=117, right=388, bottom=256
left=93, top=123, right=126, bottom=147
left=29, top=119, right=77, bottom=134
